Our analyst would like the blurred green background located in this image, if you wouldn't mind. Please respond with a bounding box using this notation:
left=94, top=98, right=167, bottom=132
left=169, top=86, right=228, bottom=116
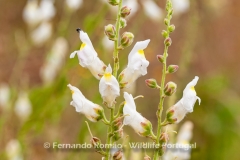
left=0, top=0, right=240, bottom=159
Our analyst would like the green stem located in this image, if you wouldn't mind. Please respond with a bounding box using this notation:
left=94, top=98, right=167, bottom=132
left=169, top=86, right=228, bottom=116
left=153, top=46, right=168, bottom=160
left=105, top=1, right=123, bottom=160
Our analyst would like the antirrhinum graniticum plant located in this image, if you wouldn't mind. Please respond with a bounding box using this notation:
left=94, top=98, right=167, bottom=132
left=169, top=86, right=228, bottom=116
left=67, top=0, right=201, bottom=159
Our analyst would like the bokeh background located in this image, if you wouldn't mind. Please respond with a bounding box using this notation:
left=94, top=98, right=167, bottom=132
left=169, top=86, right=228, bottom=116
left=0, top=0, right=240, bottom=159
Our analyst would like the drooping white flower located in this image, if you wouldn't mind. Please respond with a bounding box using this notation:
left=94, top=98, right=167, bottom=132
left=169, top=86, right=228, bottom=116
left=99, top=64, right=120, bottom=107
left=66, top=0, right=83, bottom=11
left=40, top=37, right=68, bottom=84
left=31, top=22, right=52, bottom=46
left=119, top=39, right=150, bottom=89
left=142, top=0, right=163, bottom=21
left=5, top=139, right=23, bottom=160
left=163, top=121, right=194, bottom=160
left=70, top=29, right=106, bottom=79
left=123, top=92, right=152, bottom=136
left=0, top=83, right=10, bottom=110
left=172, top=0, right=190, bottom=15
left=67, top=84, right=103, bottom=122
left=167, top=76, right=201, bottom=123
left=14, top=91, right=32, bottom=121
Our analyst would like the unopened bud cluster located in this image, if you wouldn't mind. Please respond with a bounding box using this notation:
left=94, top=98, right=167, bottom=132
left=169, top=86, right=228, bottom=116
left=105, top=24, right=116, bottom=41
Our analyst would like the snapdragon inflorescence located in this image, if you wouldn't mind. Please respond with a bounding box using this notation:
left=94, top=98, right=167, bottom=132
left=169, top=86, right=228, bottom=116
left=67, top=0, right=200, bottom=160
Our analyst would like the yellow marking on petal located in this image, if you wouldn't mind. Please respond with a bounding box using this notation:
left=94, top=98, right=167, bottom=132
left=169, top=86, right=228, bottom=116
left=71, top=90, right=74, bottom=94
left=104, top=73, right=112, bottom=80
left=124, top=101, right=126, bottom=105
left=80, top=43, right=86, bottom=50
left=190, top=86, right=195, bottom=91
left=138, top=50, right=145, bottom=57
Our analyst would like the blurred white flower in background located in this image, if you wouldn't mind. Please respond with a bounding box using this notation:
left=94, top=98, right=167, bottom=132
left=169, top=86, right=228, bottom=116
left=39, top=0, right=56, bottom=22
left=14, top=91, right=32, bottom=121
left=40, top=37, right=68, bottom=84
left=0, top=83, right=10, bottom=110
left=66, top=0, right=83, bottom=11
left=102, top=36, right=114, bottom=52
left=30, top=22, right=52, bottom=46
left=172, top=0, right=190, bottom=15
left=163, top=121, right=194, bottom=160
left=5, top=139, right=23, bottom=160
left=142, top=0, right=163, bottom=21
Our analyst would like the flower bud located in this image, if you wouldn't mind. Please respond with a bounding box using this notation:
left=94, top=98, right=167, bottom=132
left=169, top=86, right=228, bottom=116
left=164, top=18, right=169, bottom=26
left=168, top=25, right=175, bottom=32
left=139, top=120, right=153, bottom=137
left=145, top=79, right=158, bottom=89
left=159, top=133, right=169, bottom=144
left=157, top=55, right=164, bottom=63
left=164, top=81, right=177, bottom=96
left=108, top=0, right=119, bottom=6
left=121, top=6, right=131, bottom=18
left=119, top=32, right=134, bottom=49
left=166, top=109, right=177, bottom=123
left=144, top=155, right=151, bottom=160
left=167, top=65, right=179, bottom=73
left=113, top=150, right=123, bottom=160
left=120, top=18, right=127, bottom=28
left=91, top=137, right=101, bottom=148
left=112, top=128, right=124, bottom=141
left=105, top=24, right=116, bottom=40
left=112, top=117, right=123, bottom=131
left=164, top=37, right=172, bottom=46
left=161, top=30, right=168, bottom=38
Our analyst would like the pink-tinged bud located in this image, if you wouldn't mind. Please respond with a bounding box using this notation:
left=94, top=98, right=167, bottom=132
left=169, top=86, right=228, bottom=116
left=120, top=18, right=127, bottom=28
left=157, top=55, right=164, bottom=63
left=167, top=65, right=179, bottom=73
left=166, top=109, right=177, bottom=123
left=168, top=25, right=175, bottom=32
left=164, top=81, right=177, bottom=96
left=119, top=32, right=134, bottom=49
left=121, top=6, right=131, bottom=18
left=159, top=133, right=169, bottom=144
left=91, top=137, right=101, bottom=148
left=161, top=30, right=168, bottom=38
left=164, top=37, right=172, bottom=46
left=108, top=0, right=119, bottom=6
left=113, top=150, right=123, bottom=160
left=112, top=117, right=123, bottom=131
left=105, top=24, right=116, bottom=40
left=144, top=155, right=151, bottom=160
left=145, top=79, right=159, bottom=89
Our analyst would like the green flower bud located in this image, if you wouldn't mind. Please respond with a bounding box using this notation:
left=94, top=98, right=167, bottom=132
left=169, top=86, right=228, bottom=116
left=166, top=109, right=177, bottom=123
left=108, top=0, right=119, bottom=6
left=157, top=55, right=164, bottom=63
left=104, top=24, right=116, bottom=40
left=161, top=30, right=168, bottom=38
left=121, top=6, right=131, bottom=18
left=168, top=25, right=175, bottom=32
left=164, top=37, right=172, bottom=46
left=167, top=65, right=179, bottom=73
left=120, top=18, right=127, bottom=28
left=112, top=129, right=123, bottom=142
left=119, top=32, right=134, bottom=49
left=164, top=18, right=169, bottom=26
left=139, top=120, right=153, bottom=137
left=164, top=81, right=177, bottom=96
left=145, top=79, right=159, bottom=89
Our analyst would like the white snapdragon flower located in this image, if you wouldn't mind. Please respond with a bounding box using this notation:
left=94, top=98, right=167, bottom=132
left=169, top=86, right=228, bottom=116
left=66, top=0, right=83, bottom=11
left=142, top=0, right=163, bottom=22
left=119, top=39, right=150, bottom=89
left=14, top=91, right=32, bottom=121
left=70, top=29, right=106, bottom=79
left=123, top=92, right=152, bottom=137
left=40, top=37, right=68, bottom=84
left=5, top=139, right=23, bottom=160
left=167, top=76, right=201, bottom=123
left=99, top=64, right=120, bottom=107
left=68, top=84, right=103, bottom=122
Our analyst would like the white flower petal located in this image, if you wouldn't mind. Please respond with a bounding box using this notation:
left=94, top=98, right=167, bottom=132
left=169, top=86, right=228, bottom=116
left=128, top=39, right=150, bottom=61
left=66, top=0, right=83, bottom=11
left=70, top=51, right=77, bottom=58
